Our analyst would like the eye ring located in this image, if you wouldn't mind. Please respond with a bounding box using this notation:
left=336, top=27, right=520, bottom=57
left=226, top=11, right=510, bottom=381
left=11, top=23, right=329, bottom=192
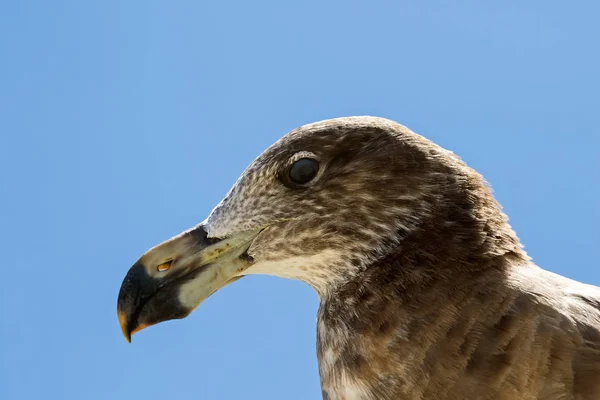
left=287, top=158, right=320, bottom=185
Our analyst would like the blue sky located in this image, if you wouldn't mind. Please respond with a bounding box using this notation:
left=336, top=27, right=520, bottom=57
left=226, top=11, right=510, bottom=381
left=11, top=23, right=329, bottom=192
left=1, top=1, right=599, bottom=399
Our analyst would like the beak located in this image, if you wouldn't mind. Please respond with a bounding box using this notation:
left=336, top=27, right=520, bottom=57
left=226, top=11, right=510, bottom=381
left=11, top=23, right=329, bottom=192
left=117, top=224, right=260, bottom=342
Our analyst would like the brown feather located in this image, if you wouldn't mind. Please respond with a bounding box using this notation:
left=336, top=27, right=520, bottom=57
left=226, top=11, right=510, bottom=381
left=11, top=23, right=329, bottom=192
left=308, top=119, right=600, bottom=399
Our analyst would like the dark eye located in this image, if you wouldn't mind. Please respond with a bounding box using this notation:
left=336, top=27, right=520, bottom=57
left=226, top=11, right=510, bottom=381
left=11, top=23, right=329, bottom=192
left=288, top=158, right=319, bottom=185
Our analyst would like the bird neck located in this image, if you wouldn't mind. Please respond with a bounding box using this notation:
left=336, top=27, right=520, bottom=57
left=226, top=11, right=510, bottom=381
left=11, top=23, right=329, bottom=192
left=316, top=194, right=529, bottom=399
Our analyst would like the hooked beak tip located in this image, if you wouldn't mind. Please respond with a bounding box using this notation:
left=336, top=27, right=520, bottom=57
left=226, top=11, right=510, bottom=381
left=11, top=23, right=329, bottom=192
left=118, top=310, right=131, bottom=343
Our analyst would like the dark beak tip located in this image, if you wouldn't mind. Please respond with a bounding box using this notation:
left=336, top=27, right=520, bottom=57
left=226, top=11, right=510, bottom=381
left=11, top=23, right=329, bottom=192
left=117, top=261, right=153, bottom=343
left=118, top=309, right=132, bottom=343
left=117, top=252, right=200, bottom=342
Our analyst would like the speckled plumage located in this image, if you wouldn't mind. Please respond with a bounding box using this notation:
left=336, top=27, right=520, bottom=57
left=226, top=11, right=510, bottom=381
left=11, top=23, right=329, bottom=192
left=121, top=117, right=600, bottom=399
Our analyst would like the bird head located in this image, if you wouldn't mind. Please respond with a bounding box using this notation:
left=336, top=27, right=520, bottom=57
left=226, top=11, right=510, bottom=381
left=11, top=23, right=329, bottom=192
left=117, top=116, right=478, bottom=341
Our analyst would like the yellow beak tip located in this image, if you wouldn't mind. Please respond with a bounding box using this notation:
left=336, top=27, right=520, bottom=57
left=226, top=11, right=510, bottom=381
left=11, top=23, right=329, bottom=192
left=117, top=311, right=131, bottom=343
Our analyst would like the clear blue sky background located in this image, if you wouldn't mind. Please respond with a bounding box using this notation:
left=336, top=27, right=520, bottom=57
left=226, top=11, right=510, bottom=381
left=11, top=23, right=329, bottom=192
left=1, top=1, right=599, bottom=399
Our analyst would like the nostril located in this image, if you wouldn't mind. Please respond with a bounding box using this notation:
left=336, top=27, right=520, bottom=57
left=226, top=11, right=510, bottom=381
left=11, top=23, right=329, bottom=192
left=157, top=260, right=173, bottom=272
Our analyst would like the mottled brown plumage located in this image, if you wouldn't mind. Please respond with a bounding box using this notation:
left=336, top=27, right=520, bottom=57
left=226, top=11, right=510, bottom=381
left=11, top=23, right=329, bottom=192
left=118, top=117, right=600, bottom=399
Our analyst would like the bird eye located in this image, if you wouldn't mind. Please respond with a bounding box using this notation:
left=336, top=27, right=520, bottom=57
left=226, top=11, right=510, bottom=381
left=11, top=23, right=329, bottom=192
left=288, top=158, right=319, bottom=185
